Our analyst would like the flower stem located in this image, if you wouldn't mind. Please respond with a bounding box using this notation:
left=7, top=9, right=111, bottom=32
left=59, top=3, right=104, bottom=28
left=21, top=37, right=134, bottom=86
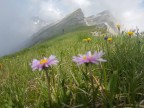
left=100, top=63, right=107, bottom=88
left=106, top=41, right=109, bottom=57
left=89, top=64, right=95, bottom=108
left=45, top=69, right=51, bottom=108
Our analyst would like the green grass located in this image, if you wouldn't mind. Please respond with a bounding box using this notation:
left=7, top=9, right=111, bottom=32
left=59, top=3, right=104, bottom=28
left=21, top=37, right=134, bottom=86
left=0, top=27, right=144, bottom=108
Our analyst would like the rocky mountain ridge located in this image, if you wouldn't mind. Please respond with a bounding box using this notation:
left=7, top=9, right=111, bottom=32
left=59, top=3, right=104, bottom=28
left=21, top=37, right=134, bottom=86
left=26, top=8, right=86, bottom=47
left=26, top=8, right=118, bottom=47
left=85, top=10, right=118, bottom=34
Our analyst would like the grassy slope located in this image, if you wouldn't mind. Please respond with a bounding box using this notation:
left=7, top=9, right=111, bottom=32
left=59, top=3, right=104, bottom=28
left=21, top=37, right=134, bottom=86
left=0, top=27, right=144, bottom=108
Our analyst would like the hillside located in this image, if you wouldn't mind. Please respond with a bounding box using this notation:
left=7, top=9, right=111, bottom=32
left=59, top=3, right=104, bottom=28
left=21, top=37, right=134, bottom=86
left=0, top=27, right=144, bottom=108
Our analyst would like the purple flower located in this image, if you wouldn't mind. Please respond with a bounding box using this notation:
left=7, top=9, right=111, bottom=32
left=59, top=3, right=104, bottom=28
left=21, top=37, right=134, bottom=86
left=31, top=55, right=59, bottom=71
left=72, top=51, right=106, bottom=65
left=104, top=36, right=108, bottom=40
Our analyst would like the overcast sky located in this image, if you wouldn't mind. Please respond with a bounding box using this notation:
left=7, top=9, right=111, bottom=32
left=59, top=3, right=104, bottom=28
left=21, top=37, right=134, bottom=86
left=0, top=0, right=144, bottom=56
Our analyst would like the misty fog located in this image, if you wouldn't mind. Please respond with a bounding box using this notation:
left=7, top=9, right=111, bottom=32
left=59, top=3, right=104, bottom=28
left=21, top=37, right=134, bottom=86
left=0, top=0, right=62, bottom=57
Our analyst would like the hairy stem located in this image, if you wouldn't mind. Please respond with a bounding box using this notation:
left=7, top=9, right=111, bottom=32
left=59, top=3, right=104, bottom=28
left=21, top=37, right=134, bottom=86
left=89, top=64, right=95, bottom=108
left=45, top=69, right=51, bottom=108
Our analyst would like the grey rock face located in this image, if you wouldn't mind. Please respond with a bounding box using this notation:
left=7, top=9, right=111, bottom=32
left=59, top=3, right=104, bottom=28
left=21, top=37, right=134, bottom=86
left=27, top=8, right=86, bottom=47
left=85, top=10, right=118, bottom=34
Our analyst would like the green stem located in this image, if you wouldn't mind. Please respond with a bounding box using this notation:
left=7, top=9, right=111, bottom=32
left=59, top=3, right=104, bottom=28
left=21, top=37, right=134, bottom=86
left=45, top=69, right=51, bottom=108
left=100, top=64, right=107, bottom=88
left=89, top=64, right=95, bottom=108
left=103, top=69, right=107, bottom=88
left=85, top=43, right=86, bottom=51
left=106, top=41, right=109, bottom=57
left=136, top=33, right=140, bottom=55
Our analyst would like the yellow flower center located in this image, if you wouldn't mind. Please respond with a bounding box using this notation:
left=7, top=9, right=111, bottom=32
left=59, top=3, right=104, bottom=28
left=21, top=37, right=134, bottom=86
left=128, top=31, right=134, bottom=36
left=40, top=59, right=48, bottom=64
left=83, top=38, right=91, bottom=42
left=116, top=24, right=120, bottom=29
left=83, top=55, right=87, bottom=60
left=87, top=38, right=91, bottom=42
left=108, top=38, right=112, bottom=41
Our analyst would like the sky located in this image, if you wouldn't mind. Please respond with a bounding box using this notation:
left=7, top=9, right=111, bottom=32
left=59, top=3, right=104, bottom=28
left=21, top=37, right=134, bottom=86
left=0, top=0, right=144, bottom=56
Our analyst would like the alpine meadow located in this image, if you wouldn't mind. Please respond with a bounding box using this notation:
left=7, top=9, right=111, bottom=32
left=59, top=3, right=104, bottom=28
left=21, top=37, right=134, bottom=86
left=0, top=5, right=144, bottom=108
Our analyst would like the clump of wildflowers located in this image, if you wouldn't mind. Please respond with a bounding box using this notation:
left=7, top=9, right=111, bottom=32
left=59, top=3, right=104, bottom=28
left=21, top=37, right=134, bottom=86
left=87, top=38, right=91, bottom=42
left=104, top=36, right=108, bottom=40
left=104, top=37, right=113, bottom=43
left=127, top=31, right=134, bottom=37
left=107, top=37, right=112, bottom=42
left=72, top=51, right=106, bottom=65
left=83, top=38, right=92, bottom=42
left=104, top=36, right=112, bottom=43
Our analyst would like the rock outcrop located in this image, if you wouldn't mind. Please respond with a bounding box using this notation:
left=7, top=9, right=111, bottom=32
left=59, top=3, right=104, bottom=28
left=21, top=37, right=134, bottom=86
left=85, top=10, right=118, bottom=34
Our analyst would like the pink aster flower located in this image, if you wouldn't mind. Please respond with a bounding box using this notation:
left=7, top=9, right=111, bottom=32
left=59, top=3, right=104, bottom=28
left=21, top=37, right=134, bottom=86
left=72, top=51, right=106, bottom=65
left=31, top=55, right=59, bottom=71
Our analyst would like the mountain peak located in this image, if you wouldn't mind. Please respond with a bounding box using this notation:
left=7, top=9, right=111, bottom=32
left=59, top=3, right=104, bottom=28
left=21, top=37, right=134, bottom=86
left=85, top=10, right=118, bottom=34
left=65, top=8, right=84, bottom=18
left=75, top=8, right=83, bottom=13
left=97, top=10, right=111, bottom=15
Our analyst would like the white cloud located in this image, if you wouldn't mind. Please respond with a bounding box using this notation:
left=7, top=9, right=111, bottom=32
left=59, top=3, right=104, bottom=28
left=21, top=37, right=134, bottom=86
left=99, top=0, right=144, bottom=30
left=72, top=0, right=91, bottom=7
left=39, top=2, right=64, bottom=21
left=120, top=9, right=144, bottom=30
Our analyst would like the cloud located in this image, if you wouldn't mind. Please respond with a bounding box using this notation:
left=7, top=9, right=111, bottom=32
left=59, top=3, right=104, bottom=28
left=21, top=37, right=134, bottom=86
left=71, top=0, right=91, bottom=7
left=120, top=9, right=144, bottom=30
left=39, top=2, right=64, bottom=21
left=97, top=0, right=144, bottom=30
left=0, top=0, right=64, bottom=56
